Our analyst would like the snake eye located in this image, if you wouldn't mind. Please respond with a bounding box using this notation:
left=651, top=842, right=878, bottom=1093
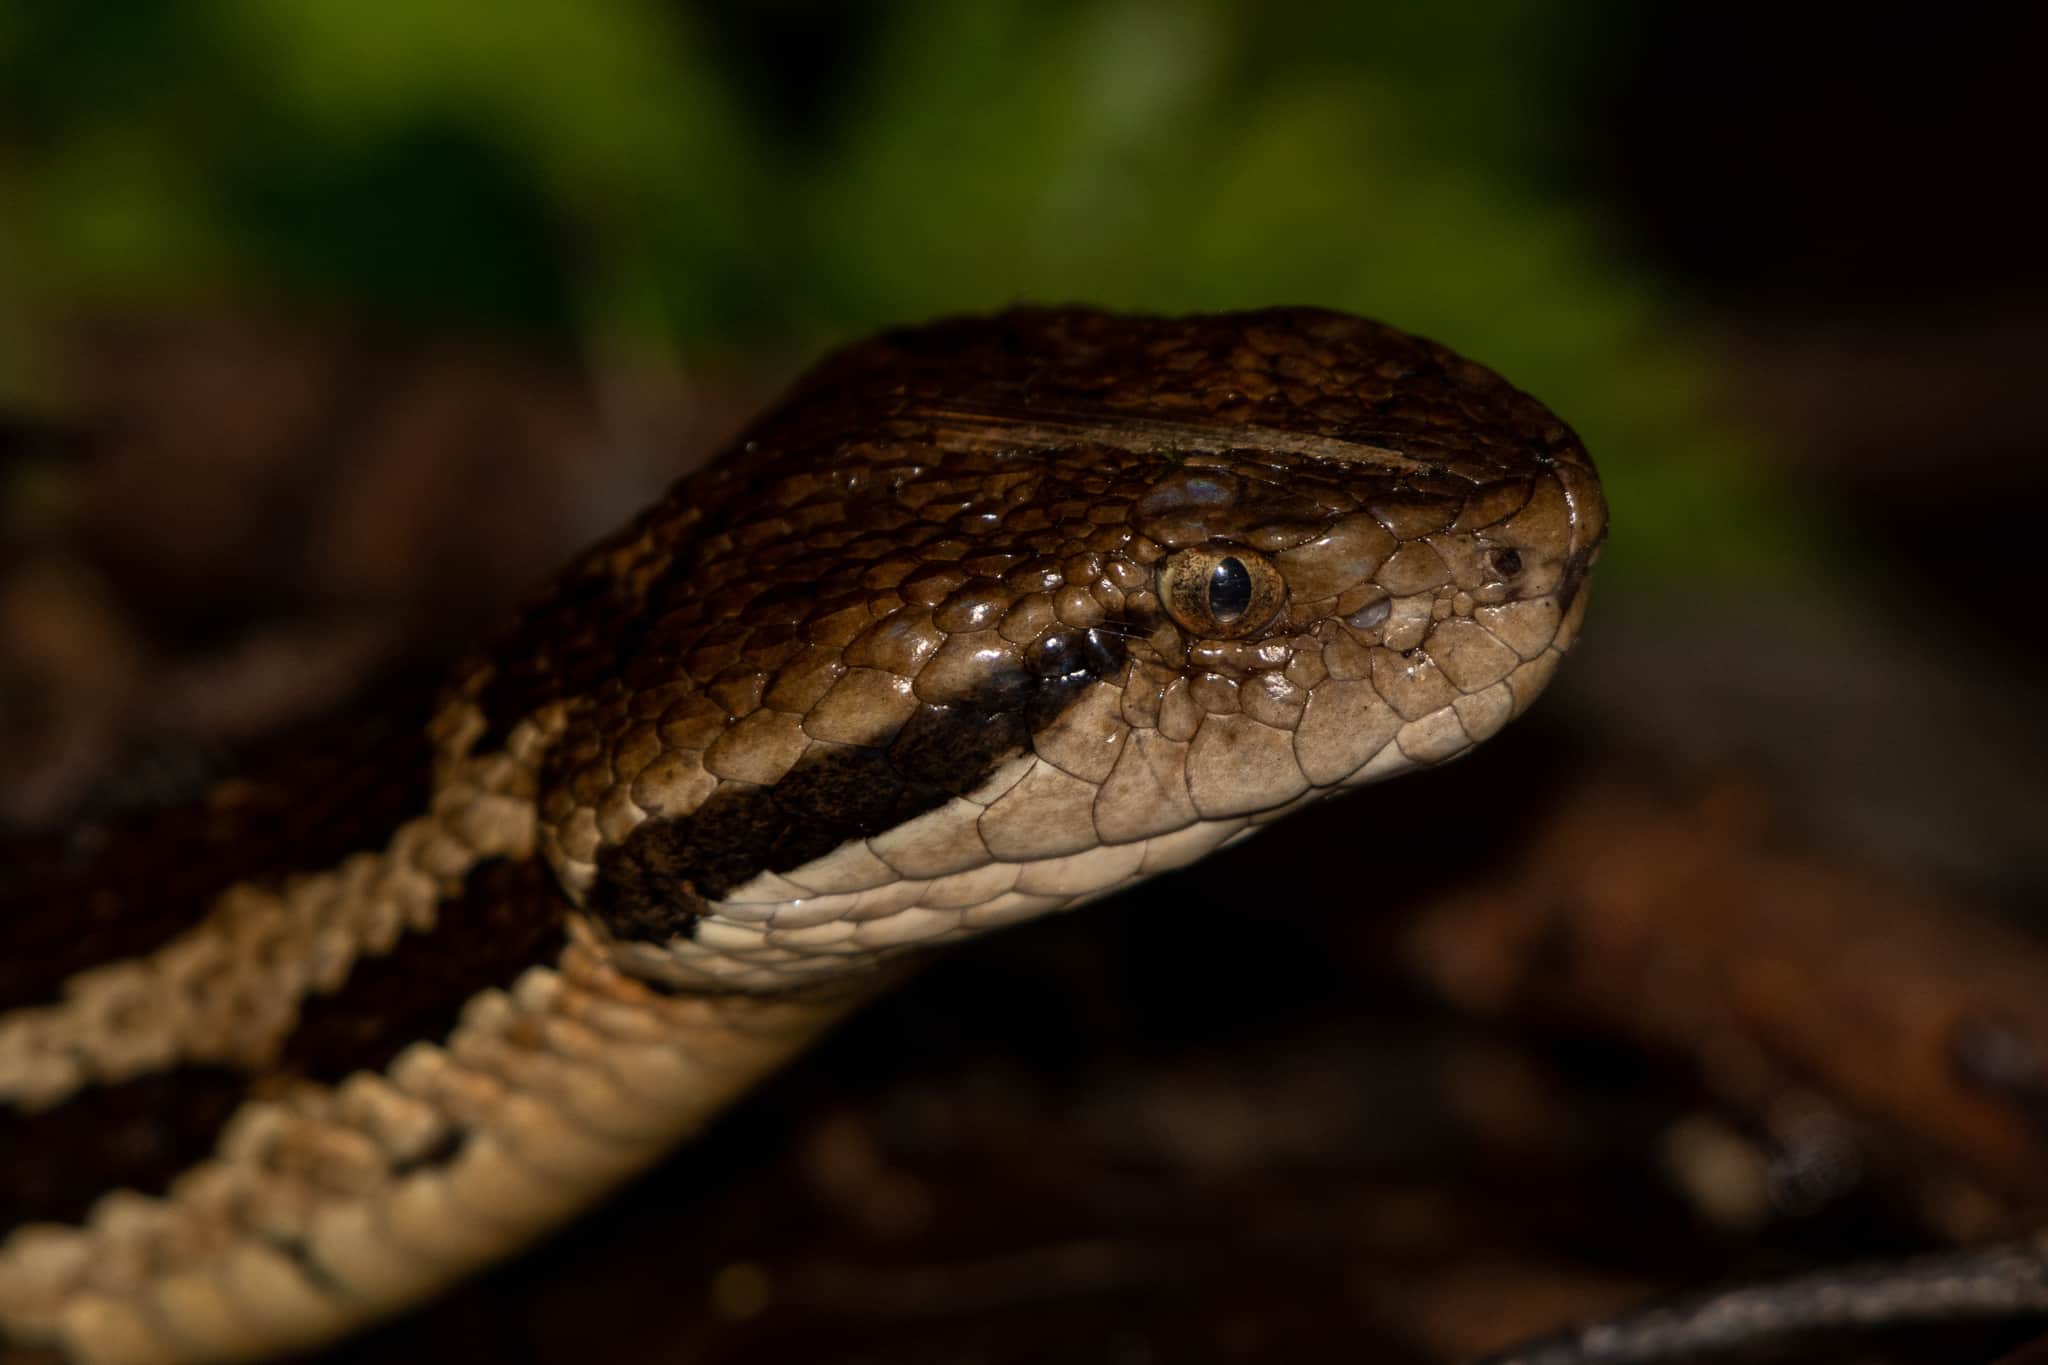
left=1157, top=544, right=1285, bottom=638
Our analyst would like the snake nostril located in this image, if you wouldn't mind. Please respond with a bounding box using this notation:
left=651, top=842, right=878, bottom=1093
left=1489, top=547, right=1523, bottom=579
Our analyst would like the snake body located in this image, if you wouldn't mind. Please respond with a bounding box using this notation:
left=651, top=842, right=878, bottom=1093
left=0, top=307, right=1605, bottom=1362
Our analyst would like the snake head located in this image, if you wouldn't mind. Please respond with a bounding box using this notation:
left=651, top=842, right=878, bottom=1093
left=511, top=308, right=1606, bottom=991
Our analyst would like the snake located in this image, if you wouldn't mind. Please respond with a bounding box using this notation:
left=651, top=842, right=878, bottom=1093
left=0, top=306, right=1605, bottom=1363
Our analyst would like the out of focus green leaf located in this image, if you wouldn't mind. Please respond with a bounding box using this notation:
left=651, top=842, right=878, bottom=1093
left=0, top=0, right=1848, bottom=585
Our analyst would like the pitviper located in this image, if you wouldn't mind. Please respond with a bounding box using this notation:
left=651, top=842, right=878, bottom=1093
left=1, top=307, right=1605, bottom=1362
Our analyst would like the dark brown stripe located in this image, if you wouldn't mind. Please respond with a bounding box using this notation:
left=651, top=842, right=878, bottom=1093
left=0, top=1066, right=248, bottom=1232
left=0, top=856, right=569, bottom=1236
left=281, top=855, right=569, bottom=1082
left=0, top=673, right=442, bottom=1013
left=590, top=627, right=1124, bottom=944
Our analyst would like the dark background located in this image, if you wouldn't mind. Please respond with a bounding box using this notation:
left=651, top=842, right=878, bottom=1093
left=2, top=4, right=2045, bottom=1362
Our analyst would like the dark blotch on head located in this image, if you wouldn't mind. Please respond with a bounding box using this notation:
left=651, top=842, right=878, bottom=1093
left=589, top=625, right=1128, bottom=945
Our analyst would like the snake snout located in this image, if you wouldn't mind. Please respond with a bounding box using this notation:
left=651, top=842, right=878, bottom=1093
left=1553, top=462, right=1610, bottom=616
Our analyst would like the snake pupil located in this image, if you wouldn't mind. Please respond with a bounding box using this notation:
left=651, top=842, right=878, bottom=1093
left=1208, top=556, right=1252, bottom=621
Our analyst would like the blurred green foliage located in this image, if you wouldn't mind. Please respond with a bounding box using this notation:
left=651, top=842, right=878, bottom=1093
left=0, top=0, right=1840, bottom=583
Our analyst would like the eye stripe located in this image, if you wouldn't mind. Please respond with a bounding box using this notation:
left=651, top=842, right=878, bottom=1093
left=587, top=627, right=1128, bottom=949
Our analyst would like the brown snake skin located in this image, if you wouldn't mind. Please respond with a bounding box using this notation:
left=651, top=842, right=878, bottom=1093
left=0, top=307, right=1604, bottom=1362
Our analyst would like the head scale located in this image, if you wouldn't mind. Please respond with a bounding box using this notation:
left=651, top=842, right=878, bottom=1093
left=513, top=308, right=1607, bottom=992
